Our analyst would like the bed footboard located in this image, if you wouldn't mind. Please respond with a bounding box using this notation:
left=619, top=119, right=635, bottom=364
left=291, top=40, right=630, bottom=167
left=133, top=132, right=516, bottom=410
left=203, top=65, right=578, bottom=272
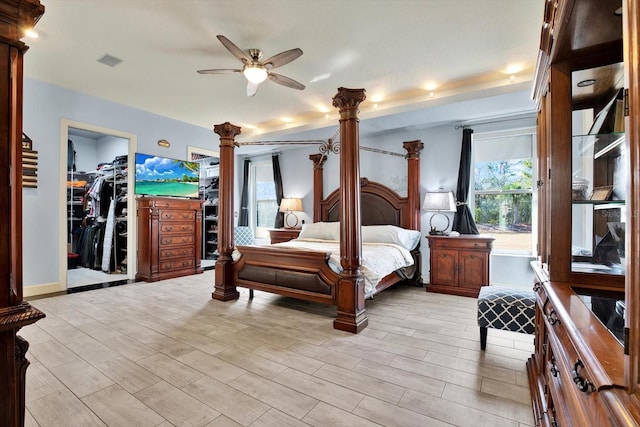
left=233, top=246, right=339, bottom=304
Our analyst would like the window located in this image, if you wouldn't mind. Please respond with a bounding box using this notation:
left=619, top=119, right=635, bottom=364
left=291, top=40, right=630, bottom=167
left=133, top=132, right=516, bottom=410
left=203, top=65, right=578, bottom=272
left=472, top=130, right=537, bottom=254
left=249, top=159, right=278, bottom=239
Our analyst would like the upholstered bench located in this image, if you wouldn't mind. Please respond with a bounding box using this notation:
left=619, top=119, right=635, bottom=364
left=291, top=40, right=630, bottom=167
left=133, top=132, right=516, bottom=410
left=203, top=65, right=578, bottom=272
left=477, top=286, right=535, bottom=350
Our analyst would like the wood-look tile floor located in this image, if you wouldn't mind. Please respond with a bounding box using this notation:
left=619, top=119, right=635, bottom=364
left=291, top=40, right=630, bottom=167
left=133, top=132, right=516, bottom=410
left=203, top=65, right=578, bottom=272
left=23, top=270, right=534, bottom=427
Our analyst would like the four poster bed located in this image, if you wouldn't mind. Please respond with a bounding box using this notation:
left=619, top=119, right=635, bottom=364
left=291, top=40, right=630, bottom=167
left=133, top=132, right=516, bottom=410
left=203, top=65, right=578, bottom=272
left=212, top=88, right=424, bottom=333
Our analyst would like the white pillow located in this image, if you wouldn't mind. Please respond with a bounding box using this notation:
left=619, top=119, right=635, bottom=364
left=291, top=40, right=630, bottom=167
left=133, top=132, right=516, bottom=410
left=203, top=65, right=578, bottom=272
left=298, top=221, right=340, bottom=240
left=361, top=225, right=421, bottom=251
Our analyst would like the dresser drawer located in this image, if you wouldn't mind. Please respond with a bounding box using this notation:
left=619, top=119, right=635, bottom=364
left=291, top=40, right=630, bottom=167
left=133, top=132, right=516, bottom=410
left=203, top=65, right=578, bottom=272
left=160, top=222, right=195, bottom=233
left=160, top=246, right=195, bottom=259
left=159, top=210, right=195, bottom=221
left=150, top=198, right=201, bottom=210
left=159, top=257, right=194, bottom=271
left=160, top=235, right=194, bottom=246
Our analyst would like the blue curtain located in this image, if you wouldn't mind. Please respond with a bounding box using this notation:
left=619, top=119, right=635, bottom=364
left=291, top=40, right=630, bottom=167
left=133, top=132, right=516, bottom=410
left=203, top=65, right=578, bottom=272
left=238, top=159, right=250, bottom=226
left=452, top=128, right=479, bottom=234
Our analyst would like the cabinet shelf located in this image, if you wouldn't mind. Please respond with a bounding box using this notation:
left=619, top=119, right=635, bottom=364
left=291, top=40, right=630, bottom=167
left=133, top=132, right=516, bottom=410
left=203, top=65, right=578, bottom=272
left=573, top=133, right=625, bottom=160
left=572, top=200, right=625, bottom=207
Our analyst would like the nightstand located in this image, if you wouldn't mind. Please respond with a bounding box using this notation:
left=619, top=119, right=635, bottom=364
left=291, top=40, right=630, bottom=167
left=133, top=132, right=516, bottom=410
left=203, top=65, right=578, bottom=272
left=426, top=234, right=494, bottom=297
left=268, top=228, right=301, bottom=244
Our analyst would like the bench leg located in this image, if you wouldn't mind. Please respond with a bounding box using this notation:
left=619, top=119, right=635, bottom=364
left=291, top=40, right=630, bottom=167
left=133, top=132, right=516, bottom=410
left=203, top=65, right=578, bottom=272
left=480, top=326, right=488, bottom=351
left=249, top=289, right=254, bottom=300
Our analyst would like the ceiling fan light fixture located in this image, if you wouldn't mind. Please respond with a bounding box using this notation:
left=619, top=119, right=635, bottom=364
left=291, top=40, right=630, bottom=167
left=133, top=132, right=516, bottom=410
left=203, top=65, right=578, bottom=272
left=243, top=65, right=268, bottom=84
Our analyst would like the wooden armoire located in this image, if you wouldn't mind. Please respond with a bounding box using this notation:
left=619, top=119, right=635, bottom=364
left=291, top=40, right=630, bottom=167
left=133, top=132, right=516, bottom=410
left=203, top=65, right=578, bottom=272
left=0, top=1, right=46, bottom=426
left=528, top=0, right=640, bottom=425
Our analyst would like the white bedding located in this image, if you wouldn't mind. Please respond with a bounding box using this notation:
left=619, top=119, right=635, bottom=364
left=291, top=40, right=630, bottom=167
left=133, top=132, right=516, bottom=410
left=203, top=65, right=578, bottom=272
left=234, top=237, right=415, bottom=295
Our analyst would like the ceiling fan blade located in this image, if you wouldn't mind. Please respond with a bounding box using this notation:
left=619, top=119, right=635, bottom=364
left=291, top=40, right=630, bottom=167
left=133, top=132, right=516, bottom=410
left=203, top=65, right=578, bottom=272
left=197, top=69, right=241, bottom=74
left=268, top=73, right=305, bottom=90
left=247, top=82, right=259, bottom=97
left=216, top=35, right=251, bottom=64
left=263, top=48, right=303, bottom=69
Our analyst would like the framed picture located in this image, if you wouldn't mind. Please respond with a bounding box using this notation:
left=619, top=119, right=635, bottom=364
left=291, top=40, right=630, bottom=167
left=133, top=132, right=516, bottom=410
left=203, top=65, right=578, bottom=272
left=589, top=185, right=613, bottom=201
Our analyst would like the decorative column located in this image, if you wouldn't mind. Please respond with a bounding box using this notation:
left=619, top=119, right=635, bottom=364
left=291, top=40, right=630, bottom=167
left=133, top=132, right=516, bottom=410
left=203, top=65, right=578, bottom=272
left=212, top=122, right=241, bottom=301
left=332, top=87, right=367, bottom=333
left=403, top=140, right=424, bottom=231
left=0, top=1, right=46, bottom=426
left=308, top=153, right=326, bottom=222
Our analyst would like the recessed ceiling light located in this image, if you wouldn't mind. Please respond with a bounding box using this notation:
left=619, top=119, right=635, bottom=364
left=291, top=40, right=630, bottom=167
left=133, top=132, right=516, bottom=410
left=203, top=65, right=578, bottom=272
left=505, top=64, right=523, bottom=74
left=577, top=78, right=597, bottom=87
left=281, top=117, right=292, bottom=123
left=371, top=94, right=383, bottom=103
left=424, top=82, right=438, bottom=91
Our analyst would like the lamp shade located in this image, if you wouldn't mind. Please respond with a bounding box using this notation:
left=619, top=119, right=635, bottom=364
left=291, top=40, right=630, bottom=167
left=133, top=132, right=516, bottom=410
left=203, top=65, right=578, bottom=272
left=243, top=65, right=268, bottom=84
left=279, top=197, right=303, bottom=213
left=423, top=191, right=456, bottom=212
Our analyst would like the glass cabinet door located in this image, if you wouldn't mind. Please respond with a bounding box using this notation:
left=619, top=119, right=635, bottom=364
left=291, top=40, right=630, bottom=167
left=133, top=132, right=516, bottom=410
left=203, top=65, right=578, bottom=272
left=570, top=64, right=626, bottom=276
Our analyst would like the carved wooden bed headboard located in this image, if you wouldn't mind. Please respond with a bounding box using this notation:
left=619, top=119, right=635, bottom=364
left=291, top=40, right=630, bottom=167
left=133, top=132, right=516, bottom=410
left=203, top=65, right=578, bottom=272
left=320, top=178, right=408, bottom=227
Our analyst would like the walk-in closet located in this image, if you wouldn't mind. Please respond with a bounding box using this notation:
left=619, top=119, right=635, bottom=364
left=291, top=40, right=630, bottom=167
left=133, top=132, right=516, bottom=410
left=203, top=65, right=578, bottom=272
left=66, top=127, right=131, bottom=289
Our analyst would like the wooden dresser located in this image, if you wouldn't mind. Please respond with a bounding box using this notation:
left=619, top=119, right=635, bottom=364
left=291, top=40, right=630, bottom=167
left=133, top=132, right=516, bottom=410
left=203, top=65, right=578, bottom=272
left=528, top=262, right=626, bottom=426
left=136, top=197, right=204, bottom=282
left=426, top=234, right=494, bottom=297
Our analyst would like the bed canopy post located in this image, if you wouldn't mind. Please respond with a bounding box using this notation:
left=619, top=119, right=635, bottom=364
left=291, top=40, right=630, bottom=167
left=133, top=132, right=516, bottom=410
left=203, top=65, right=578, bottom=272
left=212, top=122, right=241, bottom=302
left=332, top=87, right=368, bottom=333
left=309, top=153, right=327, bottom=222
left=403, top=140, right=424, bottom=231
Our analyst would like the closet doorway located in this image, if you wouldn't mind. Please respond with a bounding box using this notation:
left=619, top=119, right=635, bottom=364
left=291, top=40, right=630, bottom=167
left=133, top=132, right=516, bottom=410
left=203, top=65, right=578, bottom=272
left=188, top=145, right=219, bottom=270
left=60, top=119, right=137, bottom=290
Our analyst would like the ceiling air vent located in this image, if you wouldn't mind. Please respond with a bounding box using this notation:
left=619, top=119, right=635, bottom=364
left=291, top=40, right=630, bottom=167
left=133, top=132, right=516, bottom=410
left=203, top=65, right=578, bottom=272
left=97, top=54, right=123, bottom=67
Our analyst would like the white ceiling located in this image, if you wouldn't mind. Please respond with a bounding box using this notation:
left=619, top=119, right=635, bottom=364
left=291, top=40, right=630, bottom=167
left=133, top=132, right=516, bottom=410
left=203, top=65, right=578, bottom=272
left=24, top=0, right=544, bottom=145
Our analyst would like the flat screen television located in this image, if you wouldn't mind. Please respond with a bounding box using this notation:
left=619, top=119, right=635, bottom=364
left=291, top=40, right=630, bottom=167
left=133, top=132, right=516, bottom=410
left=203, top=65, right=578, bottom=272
left=134, top=152, right=200, bottom=198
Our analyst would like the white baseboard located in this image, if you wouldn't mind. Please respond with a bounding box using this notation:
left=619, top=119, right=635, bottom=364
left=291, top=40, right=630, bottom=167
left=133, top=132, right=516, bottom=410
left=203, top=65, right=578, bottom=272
left=23, top=282, right=65, bottom=298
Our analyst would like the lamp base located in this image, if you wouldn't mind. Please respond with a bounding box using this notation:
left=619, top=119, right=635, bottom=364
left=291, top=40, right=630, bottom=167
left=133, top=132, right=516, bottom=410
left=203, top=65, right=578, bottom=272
left=429, top=212, right=451, bottom=236
left=284, top=212, right=299, bottom=229
left=429, top=229, right=449, bottom=236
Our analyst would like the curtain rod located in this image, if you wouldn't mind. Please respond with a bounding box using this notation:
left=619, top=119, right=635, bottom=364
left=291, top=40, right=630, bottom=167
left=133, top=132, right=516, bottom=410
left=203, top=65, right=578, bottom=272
left=454, top=114, right=535, bottom=129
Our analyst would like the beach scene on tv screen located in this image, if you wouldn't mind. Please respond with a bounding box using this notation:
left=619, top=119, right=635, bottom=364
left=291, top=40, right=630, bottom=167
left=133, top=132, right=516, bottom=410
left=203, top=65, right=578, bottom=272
left=135, top=153, right=199, bottom=198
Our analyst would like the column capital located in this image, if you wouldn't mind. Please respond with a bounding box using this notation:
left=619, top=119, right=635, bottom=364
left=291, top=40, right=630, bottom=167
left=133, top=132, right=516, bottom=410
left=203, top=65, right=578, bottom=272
left=403, top=140, right=424, bottom=159
left=332, top=87, right=366, bottom=118
left=0, top=0, right=44, bottom=45
left=309, top=153, right=327, bottom=169
left=213, top=122, right=241, bottom=142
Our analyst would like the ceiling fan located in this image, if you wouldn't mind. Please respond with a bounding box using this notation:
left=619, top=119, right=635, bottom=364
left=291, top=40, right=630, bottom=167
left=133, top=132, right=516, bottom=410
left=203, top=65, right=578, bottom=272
left=197, top=35, right=305, bottom=97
